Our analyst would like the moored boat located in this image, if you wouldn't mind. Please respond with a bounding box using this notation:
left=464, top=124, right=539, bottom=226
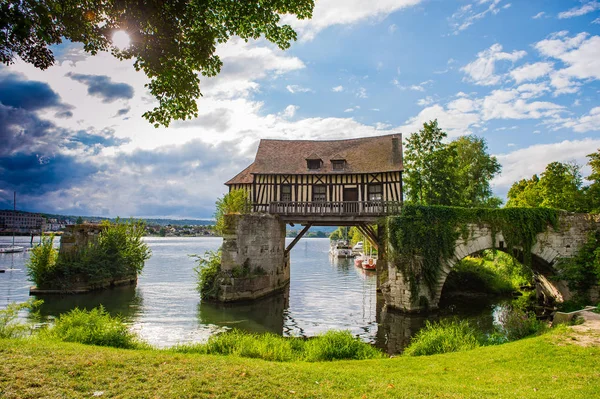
left=330, top=240, right=353, bottom=258
left=361, top=257, right=377, bottom=270
left=0, top=246, right=24, bottom=254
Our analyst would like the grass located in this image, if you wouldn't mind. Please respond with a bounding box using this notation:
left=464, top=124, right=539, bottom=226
left=173, top=330, right=384, bottom=362
left=1, top=329, right=599, bottom=398
left=403, top=320, right=484, bottom=356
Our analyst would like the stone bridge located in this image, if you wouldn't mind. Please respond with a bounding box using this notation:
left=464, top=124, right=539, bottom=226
left=381, top=213, right=600, bottom=312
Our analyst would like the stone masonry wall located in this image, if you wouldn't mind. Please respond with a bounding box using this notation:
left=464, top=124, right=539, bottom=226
left=382, top=213, right=600, bottom=312
left=219, top=213, right=289, bottom=302
left=59, top=224, right=106, bottom=256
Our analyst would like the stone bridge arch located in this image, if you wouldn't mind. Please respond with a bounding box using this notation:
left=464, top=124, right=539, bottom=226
left=382, top=213, right=600, bottom=313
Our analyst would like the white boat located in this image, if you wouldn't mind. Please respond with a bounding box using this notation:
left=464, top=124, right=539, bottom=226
left=330, top=240, right=353, bottom=258
left=352, top=241, right=363, bottom=255
left=0, top=246, right=24, bottom=254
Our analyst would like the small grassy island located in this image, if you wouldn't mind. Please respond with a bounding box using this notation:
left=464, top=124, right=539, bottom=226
left=27, top=220, right=151, bottom=294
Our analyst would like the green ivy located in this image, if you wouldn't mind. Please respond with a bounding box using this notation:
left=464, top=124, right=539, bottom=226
left=387, top=205, right=560, bottom=299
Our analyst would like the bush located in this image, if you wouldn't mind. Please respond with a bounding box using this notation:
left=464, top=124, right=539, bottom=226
left=172, top=329, right=383, bottom=362
left=26, top=235, right=58, bottom=287
left=27, top=220, right=151, bottom=289
left=43, top=306, right=141, bottom=349
left=0, top=300, right=41, bottom=339
left=495, top=306, right=546, bottom=341
left=214, top=189, right=251, bottom=234
left=404, top=320, right=483, bottom=356
left=193, top=249, right=222, bottom=299
left=304, top=330, right=384, bottom=361
left=557, top=231, right=600, bottom=300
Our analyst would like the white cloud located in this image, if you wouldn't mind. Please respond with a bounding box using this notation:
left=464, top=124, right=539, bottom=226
left=286, top=84, right=313, bottom=94
left=449, top=0, right=509, bottom=35
left=493, top=138, right=600, bottom=191
left=332, top=85, right=344, bottom=92
left=509, top=62, right=554, bottom=84
left=388, top=24, right=398, bottom=34
left=560, top=106, right=600, bottom=132
left=281, top=105, right=299, bottom=118
left=461, top=43, right=527, bottom=86
left=532, top=11, right=545, bottom=19
left=558, top=1, right=600, bottom=19
left=356, top=87, right=368, bottom=98
left=594, top=17, right=600, bottom=24
left=535, top=32, right=600, bottom=95
left=401, top=104, right=482, bottom=138
left=393, top=79, right=433, bottom=91
left=417, top=97, right=435, bottom=107
left=344, top=108, right=355, bottom=113
left=283, top=0, right=423, bottom=41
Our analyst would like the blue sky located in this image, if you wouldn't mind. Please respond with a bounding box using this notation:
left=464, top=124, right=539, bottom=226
left=1, top=0, right=600, bottom=218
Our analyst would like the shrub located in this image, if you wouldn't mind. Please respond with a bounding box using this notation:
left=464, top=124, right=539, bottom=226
left=214, top=189, right=251, bottom=234
left=193, top=249, right=222, bottom=299
left=303, top=330, right=384, bottom=361
left=404, top=320, right=483, bottom=356
left=43, top=306, right=141, bottom=349
left=557, top=231, right=600, bottom=301
left=26, top=235, right=58, bottom=287
left=27, top=220, right=151, bottom=289
left=172, top=329, right=383, bottom=362
left=0, top=300, right=41, bottom=339
left=495, top=306, right=546, bottom=341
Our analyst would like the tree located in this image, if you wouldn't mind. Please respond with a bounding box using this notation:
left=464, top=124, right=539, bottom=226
left=404, top=120, right=501, bottom=207
left=0, top=0, right=314, bottom=127
left=585, top=149, right=600, bottom=213
left=214, top=189, right=251, bottom=234
left=404, top=120, right=455, bottom=205
left=449, top=136, right=502, bottom=208
left=538, top=162, right=585, bottom=211
left=506, top=161, right=587, bottom=212
left=75, top=216, right=83, bottom=224
left=506, top=175, right=542, bottom=208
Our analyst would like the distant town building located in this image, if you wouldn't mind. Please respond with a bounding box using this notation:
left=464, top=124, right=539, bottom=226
left=0, top=211, right=46, bottom=233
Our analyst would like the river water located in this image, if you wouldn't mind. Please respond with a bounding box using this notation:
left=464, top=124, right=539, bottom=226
left=0, top=236, right=508, bottom=353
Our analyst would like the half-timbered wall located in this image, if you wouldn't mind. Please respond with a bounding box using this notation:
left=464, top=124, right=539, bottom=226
left=244, top=172, right=402, bottom=208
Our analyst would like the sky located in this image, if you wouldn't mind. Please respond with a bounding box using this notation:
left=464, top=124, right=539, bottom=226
left=1, top=0, right=600, bottom=218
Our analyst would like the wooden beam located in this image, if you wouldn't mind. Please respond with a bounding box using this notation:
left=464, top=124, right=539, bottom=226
left=285, top=223, right=312, bottom=255
left=357, top=224, right=378, bottom=250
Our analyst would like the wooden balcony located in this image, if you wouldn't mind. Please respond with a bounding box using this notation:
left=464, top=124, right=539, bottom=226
left=265, top=201, right=402, bottom=224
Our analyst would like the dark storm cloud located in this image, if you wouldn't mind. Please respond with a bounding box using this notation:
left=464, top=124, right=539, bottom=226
left=66, top=73, right=134, bottom=103
left=172, top=108, right=232, bottom=132
left=68, top=129, right=130, bottom=151
left=0, top=73, right=73, bottom=115
left=0, top=104, right=61, bottom=156
left=115, top=107, right=130, bottom=117
left=0, top=152, right=101, bottom=196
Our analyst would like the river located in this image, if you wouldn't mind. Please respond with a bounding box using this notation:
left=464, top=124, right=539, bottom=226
left=0, top=236, right=510, bottom=353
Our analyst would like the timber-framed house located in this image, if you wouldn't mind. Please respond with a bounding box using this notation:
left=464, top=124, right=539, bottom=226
left=225, top=134, right=403, bottom=223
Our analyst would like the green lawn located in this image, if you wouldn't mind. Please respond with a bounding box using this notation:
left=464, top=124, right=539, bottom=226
left=1, top=330, right=599, bottom=398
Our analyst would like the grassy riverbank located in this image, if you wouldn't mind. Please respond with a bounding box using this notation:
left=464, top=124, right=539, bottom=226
left=2, top=328, right=599, bottom=398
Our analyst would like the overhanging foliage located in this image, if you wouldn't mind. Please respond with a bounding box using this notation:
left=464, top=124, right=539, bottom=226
left=387, top=205, right=560, bottom=299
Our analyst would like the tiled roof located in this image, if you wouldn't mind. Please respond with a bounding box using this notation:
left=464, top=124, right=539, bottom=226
left=225, top=133, right=402, bottom=185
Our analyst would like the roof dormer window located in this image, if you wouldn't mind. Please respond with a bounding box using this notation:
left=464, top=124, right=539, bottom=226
left=332, top=160, right=346, bottom=171
left=307, top=159, right=322, bottom=170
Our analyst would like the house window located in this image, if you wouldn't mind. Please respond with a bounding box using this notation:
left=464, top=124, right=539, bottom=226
left=307, top=159, right=321, bottom=170
left=332, top=160, right=345, bottom=171
left=312, top=185, right=326, bottom=202
left=368, top=184, right=383, bottom=201
left=280, top=185, right=292, bottom=202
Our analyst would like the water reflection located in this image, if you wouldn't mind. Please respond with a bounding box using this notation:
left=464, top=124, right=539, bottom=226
left=32, top=285, right=143, bottom=322
left=198, top=286, right=289, bottom=335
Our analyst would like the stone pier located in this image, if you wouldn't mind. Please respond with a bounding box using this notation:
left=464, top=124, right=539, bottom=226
left=218, top=213, right=289, bottom=302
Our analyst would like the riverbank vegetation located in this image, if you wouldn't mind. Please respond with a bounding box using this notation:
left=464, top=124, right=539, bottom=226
left=26, top=220, right=151, bottom=290
left=214, top=189, right=251, bottom=234
left=1, top=326, right=598, bottom=398
left=193, top=249, right=222, bottom=300
left=444, top=250, right=532, bottom=296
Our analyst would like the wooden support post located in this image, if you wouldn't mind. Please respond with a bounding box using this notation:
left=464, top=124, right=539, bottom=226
left=285, top=223, right=312, bottom=255
left=357, top=224, right=378, bottom=250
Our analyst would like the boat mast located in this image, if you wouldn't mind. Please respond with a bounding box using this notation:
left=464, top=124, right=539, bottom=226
left=12, top=191, right=16, bottom=247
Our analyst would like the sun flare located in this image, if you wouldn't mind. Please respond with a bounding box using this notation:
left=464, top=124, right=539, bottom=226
left=112, top=30, right=131, bottom=50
